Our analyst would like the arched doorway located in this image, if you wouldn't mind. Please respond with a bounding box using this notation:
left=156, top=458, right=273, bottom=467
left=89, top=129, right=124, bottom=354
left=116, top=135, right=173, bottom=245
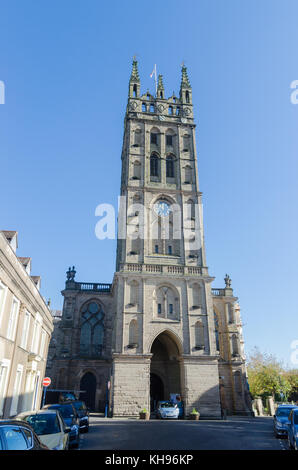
left=150, top=331, right=182, bottom=412
left=80, top=372, right=96, bottom=411
left=150, top=373, right=164, bottom=411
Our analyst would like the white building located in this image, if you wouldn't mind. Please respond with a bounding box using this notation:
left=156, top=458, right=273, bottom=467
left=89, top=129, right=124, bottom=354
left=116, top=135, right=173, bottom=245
left=0, top=230, right=53, bottom=418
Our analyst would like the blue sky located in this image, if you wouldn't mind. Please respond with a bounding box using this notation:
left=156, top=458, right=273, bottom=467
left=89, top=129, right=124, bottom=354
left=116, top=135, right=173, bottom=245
left=0, top=0, right=298, bottom=368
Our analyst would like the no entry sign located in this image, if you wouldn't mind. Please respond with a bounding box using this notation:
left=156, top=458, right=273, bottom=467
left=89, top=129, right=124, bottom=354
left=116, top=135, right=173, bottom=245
left=43, top=377, right=51, bottom=387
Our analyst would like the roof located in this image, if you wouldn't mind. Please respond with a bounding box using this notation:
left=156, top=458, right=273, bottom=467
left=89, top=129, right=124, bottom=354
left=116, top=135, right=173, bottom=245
left=17, top=409, right=59, bottom=418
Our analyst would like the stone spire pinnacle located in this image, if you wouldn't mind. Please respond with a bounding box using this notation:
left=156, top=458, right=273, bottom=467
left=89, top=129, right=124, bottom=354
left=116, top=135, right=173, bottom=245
left=129, top=57, right=140, bottom=84
left=180, top=64, right=191, bottom=90
left=157, top=74, right=164, bottom=99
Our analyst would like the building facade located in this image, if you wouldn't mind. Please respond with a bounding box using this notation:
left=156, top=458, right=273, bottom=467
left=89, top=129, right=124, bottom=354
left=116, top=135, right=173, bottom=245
left=0, top=230, right=53, bottom=418
left=46, top=61, right=252, bottom=418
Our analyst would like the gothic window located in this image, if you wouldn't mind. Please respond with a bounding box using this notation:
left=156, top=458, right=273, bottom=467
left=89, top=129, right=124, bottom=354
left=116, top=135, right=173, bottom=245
left=150, top=153, right=159, bottom=177
left=150, top=103, right=155, bottom=113
left=154, top=286, right=179, bottom=319
left=133, top=84, right=137, bottom=97
left=185, top=90, right=190, bottom=103
left=150, top=132, right=158, bottom=145
left=166, top=134, right=173, bottom=146
left=80, top=302, right=104, bottom=357
left=194, top=321, right=205, bottom=349
left=142, top=103, right=147, bottom=112
left=168, top=105, right=173, bottom=115
left=166, top=155, right=175, bottom=178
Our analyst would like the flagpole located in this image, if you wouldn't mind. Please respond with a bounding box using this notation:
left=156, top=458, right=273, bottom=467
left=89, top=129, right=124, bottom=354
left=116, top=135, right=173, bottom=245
left=154, top=64, right=157, bottom=96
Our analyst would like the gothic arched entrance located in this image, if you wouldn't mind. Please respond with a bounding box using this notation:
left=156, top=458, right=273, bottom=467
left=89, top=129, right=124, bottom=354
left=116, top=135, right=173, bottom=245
left=80, top=372, right=96, bottom=411
left=150, top=373, right=164, bottom=411
left=150, top=331, right=182, bottom=412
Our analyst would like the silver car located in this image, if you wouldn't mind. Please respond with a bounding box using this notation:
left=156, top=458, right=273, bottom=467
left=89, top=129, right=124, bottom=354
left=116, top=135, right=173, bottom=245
left=156, top=401, right=179, bottom=419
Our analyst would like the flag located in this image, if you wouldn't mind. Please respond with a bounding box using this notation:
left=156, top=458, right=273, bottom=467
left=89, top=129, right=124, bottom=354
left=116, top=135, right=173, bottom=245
left=150, top=64, right=156, bottom=79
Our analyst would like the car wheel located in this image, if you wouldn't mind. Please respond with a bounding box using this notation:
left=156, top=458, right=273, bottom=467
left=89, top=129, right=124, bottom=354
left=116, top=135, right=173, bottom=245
left=288, top=436, right=293, bottom=450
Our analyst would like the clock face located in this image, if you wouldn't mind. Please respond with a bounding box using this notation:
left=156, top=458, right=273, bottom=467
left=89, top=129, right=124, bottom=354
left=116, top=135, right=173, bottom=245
left=154, top=201, right=171, bottom=217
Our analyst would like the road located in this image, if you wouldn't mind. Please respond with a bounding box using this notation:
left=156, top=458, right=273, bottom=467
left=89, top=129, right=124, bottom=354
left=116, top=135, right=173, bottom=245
left=78, top=414, right=289, bottom=451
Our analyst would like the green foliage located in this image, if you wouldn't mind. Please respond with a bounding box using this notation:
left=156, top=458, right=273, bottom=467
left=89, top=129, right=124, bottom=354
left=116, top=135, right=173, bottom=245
left=191, top=408, right=199, bottom=414
left=247, top=347, right=295, bottom=401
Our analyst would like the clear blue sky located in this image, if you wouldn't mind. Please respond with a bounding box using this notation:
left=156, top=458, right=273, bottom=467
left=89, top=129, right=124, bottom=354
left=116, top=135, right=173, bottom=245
left=1, top=0, right=297, bottom=368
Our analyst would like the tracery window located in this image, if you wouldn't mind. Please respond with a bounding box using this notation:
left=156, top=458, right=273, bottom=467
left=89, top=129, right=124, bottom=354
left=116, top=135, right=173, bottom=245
left=80, top=302, right=104, bottom=357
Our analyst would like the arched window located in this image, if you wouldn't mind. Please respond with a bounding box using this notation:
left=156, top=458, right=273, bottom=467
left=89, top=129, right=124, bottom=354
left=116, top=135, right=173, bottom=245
left=155, top=286, right=179, bottom=319
left=133, top=84, right=137, bottom=97
left=168, top=105, right=173, bottom=115
left=80, top=301, right=104, bottom=357
left=195, top=321, right=205, bottom=349
left=184, top=165, right=193, bottom=184
left=166, top=155, right=174, bottom=178
left=228, top=303, right=234, bottom=324
left=129, top=319, right=138, bottom=346
left=234, top=371, right=242, bottom=394
left=150, top=103, right=155, bottom=113
left=142, top=103, right=147, bottom=112
left=231, top=335, right=239, bottom=356
left=176, top=107, right=180, bottom=116
left=132, top=160, right=141, bottom=180
left=191, top=283, right=202, bottom=308
left=129, top=280, right=139, bottom=306
left=185, top=90, right=190, bottom=103
left=150, top=153, right=159, bottom=177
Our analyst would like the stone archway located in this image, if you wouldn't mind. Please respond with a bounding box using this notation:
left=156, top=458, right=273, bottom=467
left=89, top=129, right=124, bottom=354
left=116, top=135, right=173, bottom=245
left=80, top=372, right=96, bottom=411
left=150, top=330, right=183, bottom=412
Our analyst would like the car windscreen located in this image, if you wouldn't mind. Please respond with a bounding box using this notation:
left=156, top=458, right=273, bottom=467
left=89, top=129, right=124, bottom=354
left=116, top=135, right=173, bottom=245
left=24, top=414, right=60, bottom=435
left=50, top=404, right=74, bottom=418
left=72, top=401, right=86, bottom=411
left=276, top=408, right=293, bottom=417
left=159, top=403, right=175, bottom=408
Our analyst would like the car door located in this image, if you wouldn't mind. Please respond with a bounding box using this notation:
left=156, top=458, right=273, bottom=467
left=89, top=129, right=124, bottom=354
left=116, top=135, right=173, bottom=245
left=288, top=411, right=294, bottom=446
left=57, top=411, right=69, bottom=449
left=0, top=425, right=32, bottom=450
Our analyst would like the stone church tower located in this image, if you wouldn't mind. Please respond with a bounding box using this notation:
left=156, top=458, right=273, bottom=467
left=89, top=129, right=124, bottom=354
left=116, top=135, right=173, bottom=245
left=46, top=60, right=252, bottom=418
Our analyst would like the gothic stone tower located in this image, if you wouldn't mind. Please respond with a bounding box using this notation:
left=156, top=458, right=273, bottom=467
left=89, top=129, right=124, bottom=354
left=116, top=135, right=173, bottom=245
left=46, top=60, right=252, bottom=418
left=111, top=60, right=223, bottom=418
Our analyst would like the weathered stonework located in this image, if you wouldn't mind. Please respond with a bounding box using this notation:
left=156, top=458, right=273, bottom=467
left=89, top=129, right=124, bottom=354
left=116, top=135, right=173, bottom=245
left=46, top=61, right=252, bottom=418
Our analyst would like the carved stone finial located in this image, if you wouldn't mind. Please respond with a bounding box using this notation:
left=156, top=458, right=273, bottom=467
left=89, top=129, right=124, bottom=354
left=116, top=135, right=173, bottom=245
left=224, top=274, right=232, bottom=288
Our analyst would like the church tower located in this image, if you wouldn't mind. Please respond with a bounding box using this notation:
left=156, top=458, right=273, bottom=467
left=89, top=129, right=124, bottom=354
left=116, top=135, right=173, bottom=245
left=112, top=59, right=222, bottom=418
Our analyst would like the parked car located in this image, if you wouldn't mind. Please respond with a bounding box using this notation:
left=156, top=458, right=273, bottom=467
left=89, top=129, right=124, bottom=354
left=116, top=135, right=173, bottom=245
left=287, top=407, right=298, bottom=450
left=43, top=403, right=80, bottom=449
left=70, top=401, right=89, bottom=433
left=273, top=404, right=298, bottom=437
left=0, top=419, right=49, bottom=450
left=16, top=409, right=70, bottom=450
left=156, top=401, right=179, bottom=419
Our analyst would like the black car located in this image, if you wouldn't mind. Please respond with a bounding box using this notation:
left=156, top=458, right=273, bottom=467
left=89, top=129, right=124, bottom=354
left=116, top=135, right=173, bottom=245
left=43, top=403, right=80, bottom=448
left=0, top=419, right=49, bottom=450
left=70, top=401, right=89, bottom=433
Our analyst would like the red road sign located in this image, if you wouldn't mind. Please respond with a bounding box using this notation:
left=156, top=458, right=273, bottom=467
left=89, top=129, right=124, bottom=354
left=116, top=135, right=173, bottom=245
left=43, top=377, right=51, bottom=387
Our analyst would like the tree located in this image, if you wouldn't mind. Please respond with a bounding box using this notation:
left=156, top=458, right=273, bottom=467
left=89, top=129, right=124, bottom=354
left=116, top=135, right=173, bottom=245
left=246, top=347, right=292, bottom=401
